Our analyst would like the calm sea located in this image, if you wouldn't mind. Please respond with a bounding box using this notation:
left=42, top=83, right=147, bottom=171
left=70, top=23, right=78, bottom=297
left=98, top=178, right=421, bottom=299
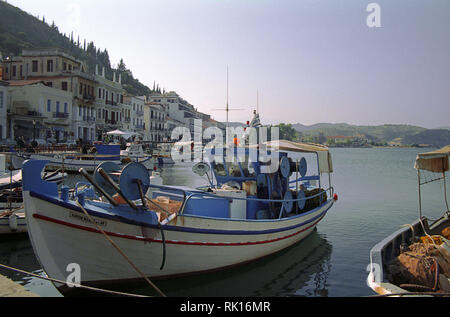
left=0, top=147, right=448, bottom=297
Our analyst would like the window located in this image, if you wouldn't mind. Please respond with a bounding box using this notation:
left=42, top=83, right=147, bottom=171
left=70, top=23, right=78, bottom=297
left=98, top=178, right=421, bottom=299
left=46, top=82, right=53, bottom=87
left=56, top=101, right=60, bottom=113
left=47, top=100, right=51, bottom=112
left=32, top=60, right=38, bottom=72
left=98, top=88, right=101, bottom=98
left=0, top=92, right=3, bottom=108
left=62, top=82, right=68, bottom=91
left=64, top=102, right=68, bottom=113
left=63, top=62, right=67, bottom=71
left=47, top=59, right=54, bottom=72
left=12, top=65, right=16, bottom=77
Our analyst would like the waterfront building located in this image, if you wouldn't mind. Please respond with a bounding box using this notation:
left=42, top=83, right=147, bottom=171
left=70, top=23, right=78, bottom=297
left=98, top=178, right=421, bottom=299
left=1, top=48, right=97, bottom=142
left=94, top=67, right=126, bottom=139
left=6, top=80, right=73, bottom=142
left=144, top=101, right=167, bottom=143
left=148, top=91, right=197, bottom=128
left=123, top=94, right=145, bottom=136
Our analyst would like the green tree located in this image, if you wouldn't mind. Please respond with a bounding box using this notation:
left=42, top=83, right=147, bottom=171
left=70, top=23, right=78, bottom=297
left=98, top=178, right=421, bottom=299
left=277, top=123, right=300, bottom=141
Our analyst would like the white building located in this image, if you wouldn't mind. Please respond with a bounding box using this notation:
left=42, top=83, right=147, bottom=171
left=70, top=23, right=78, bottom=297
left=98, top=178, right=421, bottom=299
left=6, top=80, right=73, bottom=142
left=144, top=101, right=167, bottom=143
left=94, top=66, right=126, bottom=138
left=148, top=91, right=198, bottom=127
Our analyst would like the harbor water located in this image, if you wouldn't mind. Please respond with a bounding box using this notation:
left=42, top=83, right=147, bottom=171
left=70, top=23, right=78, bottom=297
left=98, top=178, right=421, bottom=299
left=0, top=147, right=448, bottom=297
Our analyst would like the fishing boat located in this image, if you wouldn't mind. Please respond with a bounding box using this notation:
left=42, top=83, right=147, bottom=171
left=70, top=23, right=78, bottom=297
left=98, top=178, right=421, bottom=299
left=367, top=146, right=450, bottom=296
left=22, top=139, right=336, bottom=293
left=120, top=143, right=154, bottom=169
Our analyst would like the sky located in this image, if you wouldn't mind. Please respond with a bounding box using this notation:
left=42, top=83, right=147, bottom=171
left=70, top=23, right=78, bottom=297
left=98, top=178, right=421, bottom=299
left=5, top=0, right=450, bottom=128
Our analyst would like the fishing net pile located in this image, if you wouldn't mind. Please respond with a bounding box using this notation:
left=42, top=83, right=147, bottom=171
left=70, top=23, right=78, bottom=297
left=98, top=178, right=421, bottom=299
left=387, top=227, right=450, bottom=292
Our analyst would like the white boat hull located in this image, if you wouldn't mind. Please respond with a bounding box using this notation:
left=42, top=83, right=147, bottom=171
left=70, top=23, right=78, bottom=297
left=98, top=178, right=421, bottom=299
left=23, top=191, right=333, bottom=286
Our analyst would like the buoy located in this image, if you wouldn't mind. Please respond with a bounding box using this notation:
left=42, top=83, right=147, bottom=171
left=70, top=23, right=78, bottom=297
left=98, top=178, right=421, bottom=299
left=9, top=214, right=18, bottom=231
left=333, top=193, right=338, bottom=201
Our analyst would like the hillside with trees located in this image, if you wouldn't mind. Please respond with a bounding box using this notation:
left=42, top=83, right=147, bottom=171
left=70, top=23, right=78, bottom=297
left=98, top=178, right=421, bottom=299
left=0, top=1, right=153, bottom=96
left=292, top=122, right=449, bottom=147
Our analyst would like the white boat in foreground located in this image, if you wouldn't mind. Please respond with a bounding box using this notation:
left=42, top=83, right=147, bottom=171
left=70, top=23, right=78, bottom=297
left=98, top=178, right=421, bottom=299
left=367, top=145, right=450, bottom=296
left=22, top=140, right=336, bottom=294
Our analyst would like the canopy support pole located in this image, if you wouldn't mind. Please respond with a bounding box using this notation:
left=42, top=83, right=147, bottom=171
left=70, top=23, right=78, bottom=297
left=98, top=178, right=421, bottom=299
left=417, top=169, right=422, bottom=219
left=443, top=171, right=449, bottom=216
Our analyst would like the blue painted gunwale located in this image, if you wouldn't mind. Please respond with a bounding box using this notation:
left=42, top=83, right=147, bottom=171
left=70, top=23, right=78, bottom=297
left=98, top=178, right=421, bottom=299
left=28, top=190, right=333, bottom=236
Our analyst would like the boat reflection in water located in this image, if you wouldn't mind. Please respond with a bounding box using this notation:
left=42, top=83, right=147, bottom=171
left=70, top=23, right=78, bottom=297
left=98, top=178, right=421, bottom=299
left=157, top=230, right=333, bottom=297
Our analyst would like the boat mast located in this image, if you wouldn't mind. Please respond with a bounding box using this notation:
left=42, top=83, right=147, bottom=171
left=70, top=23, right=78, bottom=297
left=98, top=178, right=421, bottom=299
left=226, top=66, right=229, bottom=127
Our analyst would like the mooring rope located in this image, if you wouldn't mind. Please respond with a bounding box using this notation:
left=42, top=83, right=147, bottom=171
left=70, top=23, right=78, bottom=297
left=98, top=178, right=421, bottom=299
left=75, top=200, right=166, bottom=297
left=0, top=262, right=149, bottom=297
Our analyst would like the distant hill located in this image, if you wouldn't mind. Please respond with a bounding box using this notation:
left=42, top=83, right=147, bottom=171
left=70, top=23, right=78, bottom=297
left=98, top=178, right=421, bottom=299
left=291, top=122, right=450, bottom=147
left=402, top=129, right=450, bottom=147
left=0, top=1, right=152, bottom=96
left=293, top=123, right=426, bottom=143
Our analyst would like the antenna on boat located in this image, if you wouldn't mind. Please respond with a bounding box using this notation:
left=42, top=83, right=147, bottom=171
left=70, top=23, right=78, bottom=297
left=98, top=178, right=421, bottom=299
left=211, top=66, right=244, bottom=127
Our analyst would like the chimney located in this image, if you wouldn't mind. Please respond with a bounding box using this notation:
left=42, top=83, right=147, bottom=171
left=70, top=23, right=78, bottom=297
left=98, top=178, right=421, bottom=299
left=95, top=65, right=98, bottom=75
left=102, top=67, right=105, bottom=77
left=113, top=72, right=116, bottom=82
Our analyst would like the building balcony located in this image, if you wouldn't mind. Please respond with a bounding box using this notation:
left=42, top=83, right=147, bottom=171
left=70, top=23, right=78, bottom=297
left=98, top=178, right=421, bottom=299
left=9, top=109, right=44, bottom=118
left=82, top=94, right=96, bottom=101
left=106, top=100, right=118, bottom=106
left=124, top=117, right=131, bottom=123
left=105, top=120, right=120, bottom=126
left=53, top=112, right=69, bottom=119
left=83, top=116, right=96, bottom=123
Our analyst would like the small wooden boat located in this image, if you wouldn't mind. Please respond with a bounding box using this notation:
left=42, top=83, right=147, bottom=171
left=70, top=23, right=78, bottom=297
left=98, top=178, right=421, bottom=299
left=367, top=146, right=450, bottom=296
left=22, top=139, right=336, bottom=293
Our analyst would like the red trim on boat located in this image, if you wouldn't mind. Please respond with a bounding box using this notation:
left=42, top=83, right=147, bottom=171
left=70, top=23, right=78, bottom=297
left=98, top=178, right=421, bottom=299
left=32, top=213, right=324, bottom=246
